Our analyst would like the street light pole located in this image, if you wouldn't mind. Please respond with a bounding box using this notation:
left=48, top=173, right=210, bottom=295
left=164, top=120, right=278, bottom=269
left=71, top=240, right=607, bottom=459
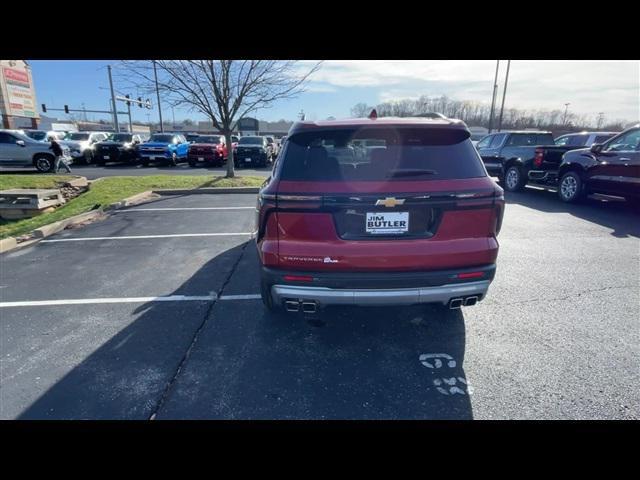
left=497, top=59, right=511, bottom=132
left=107, top=65, right=119, bottom=132
left=153, top=60, right=164, bottom=133
left=488, top=60, right=500, bottom=134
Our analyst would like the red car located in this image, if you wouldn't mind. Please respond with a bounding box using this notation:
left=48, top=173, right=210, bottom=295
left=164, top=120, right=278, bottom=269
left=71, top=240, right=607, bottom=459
left=255, top=113, right=504, bottom=314
left=188, top=135, right=227, bottom=167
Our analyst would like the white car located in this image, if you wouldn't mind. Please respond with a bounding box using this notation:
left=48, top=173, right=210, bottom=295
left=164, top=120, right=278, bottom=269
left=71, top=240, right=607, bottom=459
left=0, top=129, right=71, bottom=172
left=554, top=131, right=619, bottom=147
left=61, top=131, right=110, bottom=164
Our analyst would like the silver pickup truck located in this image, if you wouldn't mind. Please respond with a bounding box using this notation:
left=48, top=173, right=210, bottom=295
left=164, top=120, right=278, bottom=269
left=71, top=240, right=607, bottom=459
left=0, top=129, right=72, bottom=172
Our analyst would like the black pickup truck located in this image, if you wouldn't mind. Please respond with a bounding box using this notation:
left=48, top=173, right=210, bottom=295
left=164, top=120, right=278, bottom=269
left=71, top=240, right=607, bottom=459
left=94, top=133, right=144, bottom=165
left=475, top=131, right=585, bottom=192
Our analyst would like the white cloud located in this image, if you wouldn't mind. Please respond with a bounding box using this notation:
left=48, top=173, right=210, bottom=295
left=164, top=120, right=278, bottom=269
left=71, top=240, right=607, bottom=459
left=302, top=60, right=640, bottom=120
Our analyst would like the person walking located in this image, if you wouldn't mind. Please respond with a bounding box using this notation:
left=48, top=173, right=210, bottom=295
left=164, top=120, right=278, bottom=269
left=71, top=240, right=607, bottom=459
left=49, top=137, right=71, bottom=173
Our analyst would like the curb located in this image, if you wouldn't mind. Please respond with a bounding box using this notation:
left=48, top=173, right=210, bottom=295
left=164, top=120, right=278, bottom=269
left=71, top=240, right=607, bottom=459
left=104, top=191, right=156, bottom=211
left=153, top=187, right=260, bottom=195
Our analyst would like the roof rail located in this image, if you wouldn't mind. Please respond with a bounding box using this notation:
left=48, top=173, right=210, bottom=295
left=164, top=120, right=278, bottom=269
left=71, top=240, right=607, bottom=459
left=414, top=112, right=447, bottom=119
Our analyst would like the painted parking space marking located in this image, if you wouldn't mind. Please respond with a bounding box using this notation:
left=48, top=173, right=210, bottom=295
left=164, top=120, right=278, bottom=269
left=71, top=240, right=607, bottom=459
left=218, top=294, right=262, bottom=300
left=41, top=232, right=254, bottom=242
left=419, top=353, right=473, bottom=396
left=0, top=293, right=265, bottom=308
left=419, top=353, right=456, bottom=369
left=118, top=207, right=255, bottom=212
left=0, top=294, right=218, bottom=308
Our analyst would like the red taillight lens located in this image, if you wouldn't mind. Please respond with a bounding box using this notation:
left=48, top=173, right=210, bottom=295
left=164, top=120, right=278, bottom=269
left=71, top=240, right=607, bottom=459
left=534, top=149, right=544, bottom=168
left=457, top=271, right=484, bottom=279
left=284, top=275, right=313, bottom=282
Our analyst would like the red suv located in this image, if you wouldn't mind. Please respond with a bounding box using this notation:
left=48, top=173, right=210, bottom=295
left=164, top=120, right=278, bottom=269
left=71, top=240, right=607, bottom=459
left=255, top=115, right=504, bottom=314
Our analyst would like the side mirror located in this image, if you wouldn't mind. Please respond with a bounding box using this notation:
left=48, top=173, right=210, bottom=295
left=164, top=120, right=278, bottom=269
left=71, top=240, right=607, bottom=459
left=590, top=143, right=603, bottom=154
left=16, top=140, right=25, bottom=147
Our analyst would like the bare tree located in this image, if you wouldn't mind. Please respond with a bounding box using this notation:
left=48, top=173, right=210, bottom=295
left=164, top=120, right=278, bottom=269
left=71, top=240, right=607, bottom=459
left=350, top=103, right=373, bottom=117
left=119, top=60, right=320, bottom=177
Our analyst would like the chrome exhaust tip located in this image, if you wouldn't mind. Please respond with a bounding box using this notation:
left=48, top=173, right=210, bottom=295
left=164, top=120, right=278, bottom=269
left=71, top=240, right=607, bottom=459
left=302, top=301, right=318, bottom=314
left=464, top=296, right=478, bottom=306
left=285, top=300, right=300, bottom=312
left=449, top=298, right=463, bottom=309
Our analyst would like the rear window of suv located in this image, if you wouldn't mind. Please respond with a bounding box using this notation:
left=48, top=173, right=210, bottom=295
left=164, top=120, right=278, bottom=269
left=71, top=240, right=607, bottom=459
left=280, top=127, right=486, bottom=181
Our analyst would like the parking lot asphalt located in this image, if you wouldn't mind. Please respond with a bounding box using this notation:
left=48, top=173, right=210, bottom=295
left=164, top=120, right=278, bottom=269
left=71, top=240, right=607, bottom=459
left=0, top=163, right=272, bottom=180
left=1, top=189, right=638, bottom=419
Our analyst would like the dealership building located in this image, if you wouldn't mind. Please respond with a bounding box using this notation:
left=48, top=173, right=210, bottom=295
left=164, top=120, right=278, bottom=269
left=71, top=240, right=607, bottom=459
left=0, top=60, right=39, bottom=130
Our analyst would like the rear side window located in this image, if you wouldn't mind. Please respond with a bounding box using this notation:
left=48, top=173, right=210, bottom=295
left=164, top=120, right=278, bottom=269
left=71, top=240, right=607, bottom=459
left=566, top=134, right=589, bottom=146
left=279, top=127, right=486, bottom=181
left=594, top=134, right=615, bottom=144
left=507, top=133, right=554, bottom=146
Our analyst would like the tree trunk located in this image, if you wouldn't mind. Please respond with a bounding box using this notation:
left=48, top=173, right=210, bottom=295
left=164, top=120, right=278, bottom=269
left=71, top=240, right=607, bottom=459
left=224, top=131, right=235, bottom=178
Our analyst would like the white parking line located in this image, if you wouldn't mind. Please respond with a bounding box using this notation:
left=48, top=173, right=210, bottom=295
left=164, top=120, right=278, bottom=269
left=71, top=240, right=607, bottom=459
left=41, top=232, right=254, bottom=242
left=0, top=294, right=218, bottom=308
left=218, top=294, right=262, bottom=300
left=120, top=207, right=255, bottom=212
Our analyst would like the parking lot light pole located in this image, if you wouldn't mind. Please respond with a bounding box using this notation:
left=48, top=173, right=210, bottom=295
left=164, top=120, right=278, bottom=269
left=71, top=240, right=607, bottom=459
left=488, top=60, right=500, bottom=133
left=563, top=103, right=571, bottom=126
left=153, top=60, right=164, bottom=133
left=497, top=60, right=511, bottom=132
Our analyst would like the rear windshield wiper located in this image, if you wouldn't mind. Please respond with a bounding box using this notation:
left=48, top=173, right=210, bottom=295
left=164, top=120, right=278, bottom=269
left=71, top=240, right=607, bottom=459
left=387, top=169, right=437, bottom=178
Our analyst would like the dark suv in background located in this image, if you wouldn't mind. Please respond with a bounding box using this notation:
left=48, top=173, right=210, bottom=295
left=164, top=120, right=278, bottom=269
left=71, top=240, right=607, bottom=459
left=557, top=124, right=640, bottom=204
left=255, top=115, right=504, bottom=314
left=235, top=136, right=274, bottom=168
left=94, top=133, right=144, bottom=165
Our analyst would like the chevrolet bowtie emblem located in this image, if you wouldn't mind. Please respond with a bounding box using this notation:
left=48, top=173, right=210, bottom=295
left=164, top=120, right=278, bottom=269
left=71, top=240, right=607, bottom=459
left=375, top=197, right=405, bottom=207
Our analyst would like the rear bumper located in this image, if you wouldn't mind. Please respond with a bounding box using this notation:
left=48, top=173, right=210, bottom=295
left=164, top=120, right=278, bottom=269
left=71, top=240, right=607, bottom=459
left=271, top=281, right=490, bottom=307
left=263, top=264, right=495, bottom=307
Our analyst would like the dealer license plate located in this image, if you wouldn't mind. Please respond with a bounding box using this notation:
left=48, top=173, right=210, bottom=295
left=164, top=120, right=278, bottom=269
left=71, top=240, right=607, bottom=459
left=365, top=212, right=409, bottom=234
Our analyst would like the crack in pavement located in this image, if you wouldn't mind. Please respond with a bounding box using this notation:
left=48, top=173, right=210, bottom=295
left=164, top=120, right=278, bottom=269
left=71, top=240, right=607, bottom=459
left=147, top=240, right=250, bottom=420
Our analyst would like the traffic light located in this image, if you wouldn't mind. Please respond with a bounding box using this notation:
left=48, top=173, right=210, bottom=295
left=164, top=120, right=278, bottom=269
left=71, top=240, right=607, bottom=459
left=42, top=104, right=47, bottom=113
left=138, top=97, right=143, bottom=108
left=64, top=105, right=69, bottom=114
left=125, top=95, right=131, bottom=106
left=146, top=99, right=151, bottom=109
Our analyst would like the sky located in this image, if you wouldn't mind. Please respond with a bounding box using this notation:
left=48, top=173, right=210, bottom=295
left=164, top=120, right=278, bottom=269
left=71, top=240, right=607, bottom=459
left=28, top=60, right=639, bottom=125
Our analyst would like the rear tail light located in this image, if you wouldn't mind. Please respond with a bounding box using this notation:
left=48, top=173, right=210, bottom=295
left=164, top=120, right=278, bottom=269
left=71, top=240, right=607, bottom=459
left=457, top=271, right=484, bottom=279
left=284, top=275, right=313, bottom=282
left=533, top=148, right=544, bottom=168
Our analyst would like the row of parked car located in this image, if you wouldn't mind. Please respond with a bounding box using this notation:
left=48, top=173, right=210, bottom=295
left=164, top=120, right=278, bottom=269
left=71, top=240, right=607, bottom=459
left=0, top=128, right=285, bottom=172
left=474, top=127, right=640, bottom=203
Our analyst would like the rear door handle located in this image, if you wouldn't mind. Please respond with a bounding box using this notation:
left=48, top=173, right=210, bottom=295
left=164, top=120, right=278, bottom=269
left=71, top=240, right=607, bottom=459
left=619, top=158, right=631, bottom=161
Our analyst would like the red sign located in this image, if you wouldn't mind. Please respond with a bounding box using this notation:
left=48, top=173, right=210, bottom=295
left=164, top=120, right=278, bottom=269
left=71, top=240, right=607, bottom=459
left=3, top=67, right=30, bottom=86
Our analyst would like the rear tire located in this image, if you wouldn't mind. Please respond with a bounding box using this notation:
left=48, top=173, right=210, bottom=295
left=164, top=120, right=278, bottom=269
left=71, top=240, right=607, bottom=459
left=504, top=165, right=526, bottom=192
left=188, top=160, right=197, bottom=167
left=558, top=171, right=585, bottom=203
left=34, top=154, right=54, bottom=173
left=84, top=150, right=93, bottom=165
left=141, top=160, right=149, bottom=167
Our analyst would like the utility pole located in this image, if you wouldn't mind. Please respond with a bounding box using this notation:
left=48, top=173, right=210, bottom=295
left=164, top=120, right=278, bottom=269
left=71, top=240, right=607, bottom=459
left=497, top=60, right=511, bottom=132
left=171, top=106, right=176, bottom=126
left=562, top=103, right=571, bottom=126
left=153, top=60, right=164, bottom=133
left=107, top=65, right=119, bottom=132
left=127, top=98, right=133, bottom=133
left=488, top=60, right=500, bottom=133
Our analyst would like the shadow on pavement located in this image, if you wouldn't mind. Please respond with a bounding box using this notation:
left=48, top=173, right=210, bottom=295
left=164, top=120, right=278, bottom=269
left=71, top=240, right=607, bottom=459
left=506, top=187, right=640, bottom=238
left=16, top=243, right=247, bottom=420
left=17, top=240, right=472, bottom=420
